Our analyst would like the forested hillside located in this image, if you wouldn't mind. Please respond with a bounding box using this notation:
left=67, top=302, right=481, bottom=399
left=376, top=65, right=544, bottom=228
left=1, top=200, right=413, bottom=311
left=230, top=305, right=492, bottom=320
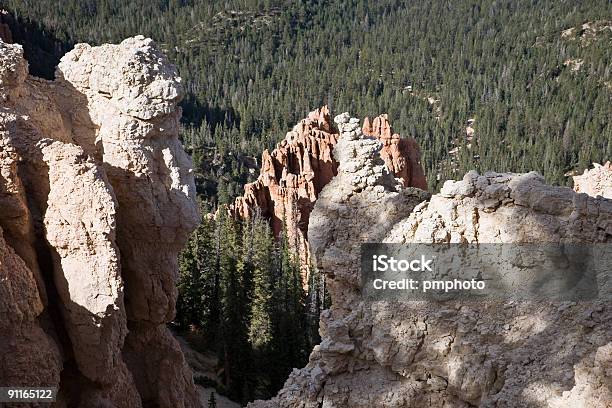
left=4, top=0, right=610, bottom=403
left=4, top=0, right=611, bottom=204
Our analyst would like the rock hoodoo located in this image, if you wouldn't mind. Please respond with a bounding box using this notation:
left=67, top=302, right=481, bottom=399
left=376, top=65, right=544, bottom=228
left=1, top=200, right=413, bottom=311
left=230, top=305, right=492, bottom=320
left=573, top=161, right=612, bottom=199
left=232, top=107, right=427, bottom=282
left=362, top=114, right=428, bottom=190
left=249, top=119, right=612, bottom=407
left=0, top=37, right=199, bottom=407
left=232, top=106, right=339, bottom=276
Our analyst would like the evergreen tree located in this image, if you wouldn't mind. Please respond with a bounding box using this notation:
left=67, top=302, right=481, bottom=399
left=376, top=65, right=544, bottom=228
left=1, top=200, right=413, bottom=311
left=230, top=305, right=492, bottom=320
left=248, top=215, right=274, bottom=350
left=246, top=214, right=275, bottom=396
left=267, top=221, right=308, bottom=391
left=207, top=392, right=217, bottom=408
left=176, top=204, right=218, bottom=333
left=7, top=0, right=610, bottom=203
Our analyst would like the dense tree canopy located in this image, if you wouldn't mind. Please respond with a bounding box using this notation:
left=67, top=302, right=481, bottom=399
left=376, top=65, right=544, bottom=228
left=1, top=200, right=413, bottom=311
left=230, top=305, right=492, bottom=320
left=5, top=0, right=611, bottom=205
left=177, top=210, right=318, bottom=403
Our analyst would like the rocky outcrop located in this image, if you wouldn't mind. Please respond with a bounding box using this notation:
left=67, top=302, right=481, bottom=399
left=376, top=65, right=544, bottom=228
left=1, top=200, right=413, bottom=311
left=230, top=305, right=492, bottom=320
left=249, top=120, right=611, bottom=407
left=573, top=162, right=612, bottom=199
left=0, top=37, right=199, bottom=407
left=232, top=106, right=339, bottom=276
left=362, top=114, right=428, bottom=190
left=0, top=226, right=61, bottom=393
left=232, top=108, right=427, bottom=283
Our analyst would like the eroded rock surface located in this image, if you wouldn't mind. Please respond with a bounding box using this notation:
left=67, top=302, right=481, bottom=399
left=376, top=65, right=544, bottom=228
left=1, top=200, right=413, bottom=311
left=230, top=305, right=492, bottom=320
left=0, top=37, right=199, bottom=407
left=0, top=226, right=61, bottom=394
left=232, top=108, right=427, bottom=283
left=362, top=114, right=428, bottom=190
left=232, top=106, right=339, bottom=276
left=249, top=124, right=611, bottom=407
left=573, top=161, right=612, bottom=199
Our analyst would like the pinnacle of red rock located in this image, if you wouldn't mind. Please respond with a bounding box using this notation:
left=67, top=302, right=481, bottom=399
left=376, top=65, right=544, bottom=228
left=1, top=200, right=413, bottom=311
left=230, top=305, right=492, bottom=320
left=231, top=106, right=339, bottom=284
left=363, top=113, right=395, bottom=139
left=307, top=105, right=332, bottom=132
left=362, top=114, right=428, bottom=190
left=231, top=108, right=428, bottom=285
left=362, top=116, right=372, bottom=135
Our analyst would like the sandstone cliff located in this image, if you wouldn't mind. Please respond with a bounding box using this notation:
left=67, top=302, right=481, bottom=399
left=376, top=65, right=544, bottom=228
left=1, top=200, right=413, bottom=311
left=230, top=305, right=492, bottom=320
left=249, top=115, right=612, bottom=407
left=0, top=37, right=200, bottom=407
left=232, top=107, right=427, bottom=283
left=231, top=106, right=339, bottom=276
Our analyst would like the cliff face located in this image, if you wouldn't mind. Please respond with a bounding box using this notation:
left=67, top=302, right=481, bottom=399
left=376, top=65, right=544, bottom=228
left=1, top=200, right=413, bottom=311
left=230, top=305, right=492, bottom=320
left=249, top=116, right=612, bottom=407
left=0, top=37, right=199, bottom=407
left=232, top=107, right=427, bottom=282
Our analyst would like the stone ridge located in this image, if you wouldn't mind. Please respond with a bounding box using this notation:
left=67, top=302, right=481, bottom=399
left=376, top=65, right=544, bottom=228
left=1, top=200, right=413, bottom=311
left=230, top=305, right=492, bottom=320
left=249, top=130, right=611, bottom=407
left=0, top=36, right=199, bottom=407
left=231, top=107, right=427, bottom=284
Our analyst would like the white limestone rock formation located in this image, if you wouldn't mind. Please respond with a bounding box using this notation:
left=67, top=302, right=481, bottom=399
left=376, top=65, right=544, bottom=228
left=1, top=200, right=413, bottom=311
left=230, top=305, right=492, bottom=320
left=0, top=36, right=200, bottom=407
left=573, top=162, right=612, bottom=199
left=249, top=118, right=612, bottom=408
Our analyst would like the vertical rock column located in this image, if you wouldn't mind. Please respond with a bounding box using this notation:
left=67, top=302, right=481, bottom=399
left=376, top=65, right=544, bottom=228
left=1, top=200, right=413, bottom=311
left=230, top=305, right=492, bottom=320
left=232, top=106, right=339, bottom=285
left=0, top=40, right=62, bottom=402
left=41, top=140, right=141, bottom=406
left=2, top=39, right=142, bottom=407
left=1, top=36, right=201, bottom=406
left=56, top=36, right=200, bottom=407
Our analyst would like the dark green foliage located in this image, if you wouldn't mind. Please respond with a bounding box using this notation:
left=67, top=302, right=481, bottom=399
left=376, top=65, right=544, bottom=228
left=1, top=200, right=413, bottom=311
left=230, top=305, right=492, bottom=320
left=175, top=211, right=323, bottom=404
left=177, top=205, right=219, bottom=332
left=266, top=220, right=309, bottom=391
left=6, top=0, right=611, bottom=205
left=0, top=11, right=69, bottom=79
left=207, top=391, right=217, bottom=408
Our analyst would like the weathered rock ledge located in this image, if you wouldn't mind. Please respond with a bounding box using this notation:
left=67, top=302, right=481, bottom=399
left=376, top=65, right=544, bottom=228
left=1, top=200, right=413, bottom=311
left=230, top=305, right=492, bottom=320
left=249, top=117, right=612, bottom=407
left=0, top=37, right=199, bottom=407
